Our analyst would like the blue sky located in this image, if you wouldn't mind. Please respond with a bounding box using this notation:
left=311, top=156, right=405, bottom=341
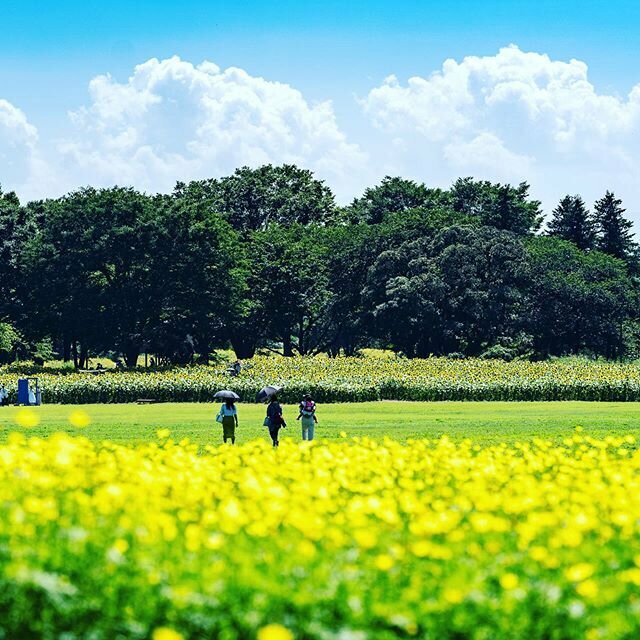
left=3, top=0, right=640, bottom=219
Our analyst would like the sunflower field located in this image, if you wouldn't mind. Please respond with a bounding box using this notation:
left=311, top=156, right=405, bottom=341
left=1, top=430, right=640, bottom=639
left=3, top=355, right=640, bottom=404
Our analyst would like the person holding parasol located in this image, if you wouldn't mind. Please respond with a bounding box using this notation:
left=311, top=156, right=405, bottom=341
left=214, top=390, right=240, bottom=444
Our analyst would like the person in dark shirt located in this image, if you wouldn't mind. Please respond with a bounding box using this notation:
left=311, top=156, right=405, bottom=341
left=265, top=395, right=286, bottom=447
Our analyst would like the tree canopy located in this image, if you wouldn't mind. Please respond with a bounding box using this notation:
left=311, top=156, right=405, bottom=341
left=1, top=168, right=638, bottom=365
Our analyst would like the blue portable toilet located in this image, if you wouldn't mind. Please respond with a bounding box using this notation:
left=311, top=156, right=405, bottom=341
left=17, top=377, right=41, bottom=406
left=17, top=379, right=29, bottom=405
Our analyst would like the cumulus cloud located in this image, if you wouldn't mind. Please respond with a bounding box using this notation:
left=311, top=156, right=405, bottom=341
left=364, top=45, right=640, bottom=145
left=0, top=99, right=51, bottom=199
left=362, top=45, right=640, bottom=211
left=60, top=56, right=367, bottom=199
left=4, top=47, right=640, bottom=219
left=443, top=132, right=534, bottom=177
left=0, top=99, right=38, bottom=148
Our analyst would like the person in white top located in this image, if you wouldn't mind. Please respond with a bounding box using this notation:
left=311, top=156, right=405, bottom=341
left=28, top=386, right=36, bottom=405
left=0, top=384, right=8, bottom=406
left=217, top=399, right=238, bottom=444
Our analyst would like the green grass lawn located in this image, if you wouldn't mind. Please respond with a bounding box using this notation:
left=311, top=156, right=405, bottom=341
left=2, top=400, right=640, bottom=445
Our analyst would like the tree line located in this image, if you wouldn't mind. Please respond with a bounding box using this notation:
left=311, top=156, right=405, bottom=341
left=1, top=165, right=638, bottom=366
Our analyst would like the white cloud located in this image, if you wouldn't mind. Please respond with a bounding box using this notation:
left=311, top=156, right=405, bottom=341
left=362, top=45, right=640, bottom=213
left=0, top=99, right=38, bottom=148
left=4, top=47, right=640, bottom=221
left=60, top=56, right=367, bottom=199
left=364, top=45, right=640, bottom=145
left=0, top=99, right=51, bottom=199
left=443, top=132, right=534, bottom=179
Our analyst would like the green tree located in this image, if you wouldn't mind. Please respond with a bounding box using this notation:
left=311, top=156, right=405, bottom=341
left=526, top=237, right=635, bottom=358
left=21, top=188, right=160, bottom=367
left=151, top=193, right=246, bottom=364
left=450, top=178, right=543, bottom=235
left=0, top=188, right=34, bottom=324
left=249, top=225, right=331, bottom=356
left=0, top=322, right=21, bottom=364
left=593, top=191, right=637, bottom=263
left=547, top=195, right=595, bottom=251
left=176, top=164, right=337, bottom=233
left=346, top=176, right=446, bottom=224
left=364, top=226, right=530, bottom=357
left=318, top=224, right=378, bottom=355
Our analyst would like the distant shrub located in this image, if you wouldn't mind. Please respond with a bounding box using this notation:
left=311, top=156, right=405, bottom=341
left=479, top=345, right=515, bottom=362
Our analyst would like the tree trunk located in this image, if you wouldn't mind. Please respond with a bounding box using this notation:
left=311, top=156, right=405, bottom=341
left=79, top=344, right=89, bottom=370
left=296, top=318, right=306, bottom=356
left=72, top=341, right=79, bottom=369
left=196, top=339, right=210, bottom=365
left=230, top=337, right=257, bottom=360
left=283, top=334, right=294, bottom=357
left=124, top=346, right=140, bottom=368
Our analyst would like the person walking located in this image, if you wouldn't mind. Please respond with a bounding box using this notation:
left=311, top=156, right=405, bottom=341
left=217, top=398, right=238, bottom=444
left=297, top=393, right=318, bottom=441
left=265, top=395, right=286, bottom=447
left=0, top=384, right=8, bottom=407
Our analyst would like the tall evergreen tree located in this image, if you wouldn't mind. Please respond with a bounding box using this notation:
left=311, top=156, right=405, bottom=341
left=547, top=195, right=595, bottom=250
left=593, top=191, right=637, bottom=262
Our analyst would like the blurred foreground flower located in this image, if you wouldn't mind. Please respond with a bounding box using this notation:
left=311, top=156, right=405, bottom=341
left=15, top=408, right=39, bottom=428
left=0, top=433, right=638, bottom=638
left=258, top=624, right=294, bottom=640
left=152, top=628, right=184, bottom=640
left=69, top=409, right=91, bottom=428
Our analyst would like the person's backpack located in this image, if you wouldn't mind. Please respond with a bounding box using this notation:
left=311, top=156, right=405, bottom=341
left=301, top=400, right=316, bottom=417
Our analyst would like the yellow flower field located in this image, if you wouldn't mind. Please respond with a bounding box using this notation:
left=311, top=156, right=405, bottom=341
left=3, top=355, right=640, bottom=403
left=1, top=430, right=640, bottom=638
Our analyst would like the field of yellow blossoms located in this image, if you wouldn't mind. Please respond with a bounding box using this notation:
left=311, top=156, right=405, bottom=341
left=2, top=429, right=640, bottom=639
left=4, top=355, right=640, bottom=403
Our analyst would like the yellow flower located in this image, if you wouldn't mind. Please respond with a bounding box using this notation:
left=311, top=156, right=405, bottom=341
left=565, top=563, right=594, bottom=583
left=576, top=579, right=598, bottom=599
left=499, top=573, right=519, bottom=590
left=152, top=628, right=184, bottom=640
left=257, top=624, right=294, bottom=640
left=375, top=554, right=394, bottom=571
left=15, top=408, right=39, bottom=429
left=620, top=568, right=640, bottom=585
left=0, top=423, right=637, bottom=636
left=529, top=546, right=547, bottom=562
left=443, top=587, right=464, bottom=604
left=354, top=529, right=377, bottom=549
left=113, top=538, right=129, bottom=554
left=156, top=429, right=171, bottom=440
left=69, top=409, right=91, bottom=428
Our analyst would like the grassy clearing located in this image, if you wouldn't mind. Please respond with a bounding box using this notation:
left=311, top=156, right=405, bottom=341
left=2, top=400, right=640, bottom=445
